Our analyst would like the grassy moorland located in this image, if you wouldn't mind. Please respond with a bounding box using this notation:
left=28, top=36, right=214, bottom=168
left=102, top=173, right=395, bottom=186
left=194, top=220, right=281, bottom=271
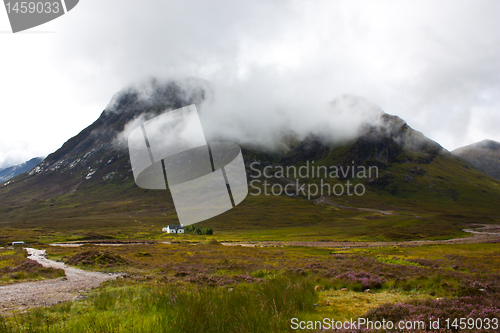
left=0, top=242, right=499, bottom=332
left=0, top=187, right=485, bottom=246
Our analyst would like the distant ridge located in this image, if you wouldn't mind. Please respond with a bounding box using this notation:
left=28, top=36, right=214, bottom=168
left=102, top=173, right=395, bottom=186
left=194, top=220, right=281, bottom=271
left=0, top=157, right=44, bottom=183
left=452, top=140, right=500, bottom=180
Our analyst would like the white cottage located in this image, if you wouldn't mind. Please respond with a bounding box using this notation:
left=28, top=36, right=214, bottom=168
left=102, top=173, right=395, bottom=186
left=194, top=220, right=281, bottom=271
left=162, top=225, right=185, bottom=234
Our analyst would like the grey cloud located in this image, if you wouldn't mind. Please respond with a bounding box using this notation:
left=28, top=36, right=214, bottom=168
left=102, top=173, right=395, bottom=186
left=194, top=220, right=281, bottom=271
left=47, top=0, right=500, bottom=151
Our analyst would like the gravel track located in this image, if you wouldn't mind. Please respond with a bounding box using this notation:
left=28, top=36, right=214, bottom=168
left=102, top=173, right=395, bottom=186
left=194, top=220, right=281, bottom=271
left=0, top=248, right=120, bottom=314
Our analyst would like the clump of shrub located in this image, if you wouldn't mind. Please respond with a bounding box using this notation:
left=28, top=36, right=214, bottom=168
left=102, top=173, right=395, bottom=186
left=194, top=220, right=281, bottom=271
left=333, top=270, right=386, bottom=291
left=252, top=269, right=275, bottom=278
left=185, top=273, right=264, bottom=286
left=10, top=260, right=43, bottom=272
left=378, top=256, right=424, bottom=267
left=0, top=259, right=65, bottom=283
left=202, top=238, right=220, bottom=246
left=185, top=225, right=213, bottom=235
left=406, top=258, right=441, bottom=268
left=363, top=296, right=500, bottom=332
left=66, top=250, right=127, bottom=268
left=77, top=232, right=114, bottom=241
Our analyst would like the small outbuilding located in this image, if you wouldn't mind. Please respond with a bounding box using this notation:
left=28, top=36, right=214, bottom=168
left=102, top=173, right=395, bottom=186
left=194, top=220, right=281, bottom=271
left=12, top=241, right=25, bottom=245
left=162, top=225, right=184, bottom=234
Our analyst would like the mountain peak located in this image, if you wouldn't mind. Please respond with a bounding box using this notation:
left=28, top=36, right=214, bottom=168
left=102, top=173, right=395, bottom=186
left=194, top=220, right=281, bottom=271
left=104, top=78, right=210, bottom=115
left=471, top=139, right=500, bottom=150
left=453, top=139, right=500, bottom=152
left=0, top=156, right=44, bottom=183
left=452, top=139, right=500, bottom=179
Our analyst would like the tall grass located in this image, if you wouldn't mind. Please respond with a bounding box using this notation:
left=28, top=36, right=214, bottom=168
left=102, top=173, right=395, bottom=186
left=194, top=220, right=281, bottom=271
left=0, top=274, right=317, bottom=333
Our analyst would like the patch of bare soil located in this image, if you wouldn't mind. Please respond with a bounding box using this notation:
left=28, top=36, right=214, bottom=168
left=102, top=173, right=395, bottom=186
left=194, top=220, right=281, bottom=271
left=0, top=248, right=121, bottom=315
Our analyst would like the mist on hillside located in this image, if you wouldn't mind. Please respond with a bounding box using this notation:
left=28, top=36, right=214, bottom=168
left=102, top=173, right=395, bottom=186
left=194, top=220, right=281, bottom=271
left=111, top=78, right=386, bottom=151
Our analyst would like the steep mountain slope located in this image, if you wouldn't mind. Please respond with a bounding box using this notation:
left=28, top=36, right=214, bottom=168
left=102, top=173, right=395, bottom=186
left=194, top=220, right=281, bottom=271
left=452, top=140, right=500, bottom=180
left=0, top=157, right=44, bottom=182
left=0, top=80, right=499, bottom=242
left=0, top=79, right=206, bottom=230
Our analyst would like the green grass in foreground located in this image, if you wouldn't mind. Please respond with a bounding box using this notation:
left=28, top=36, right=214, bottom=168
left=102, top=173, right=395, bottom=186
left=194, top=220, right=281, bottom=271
left=0, top=275, right=317, bottom=333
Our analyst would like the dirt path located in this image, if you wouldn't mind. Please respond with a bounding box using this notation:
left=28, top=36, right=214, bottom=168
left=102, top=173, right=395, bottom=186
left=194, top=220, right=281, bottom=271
left=0, top=248, right=120, bottom=314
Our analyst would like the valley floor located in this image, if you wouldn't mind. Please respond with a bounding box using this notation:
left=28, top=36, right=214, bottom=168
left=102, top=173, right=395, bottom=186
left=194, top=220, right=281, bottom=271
left=46, top=223, right=500, bottom=249
left=0, top=226, right=499, bottom=332
left=222, top=223, right=500, bottom=248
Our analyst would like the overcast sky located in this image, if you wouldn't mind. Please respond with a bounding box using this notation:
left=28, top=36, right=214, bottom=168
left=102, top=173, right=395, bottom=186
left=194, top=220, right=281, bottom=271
left=1, top=0, right=499, bottom=169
